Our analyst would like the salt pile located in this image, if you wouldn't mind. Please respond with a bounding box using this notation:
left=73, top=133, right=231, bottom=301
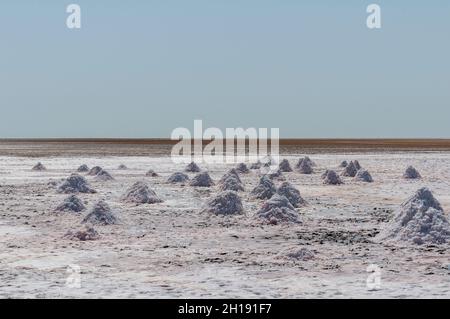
left=353, top=160, right=361, bottom=170
left=257, top=194, right=300, bottom=224
left=57, top=174, right=96, bottom=194
left=145, top=169, right=159, bottom=177
left=64, top=225, right=99, bottom=241
left=118, top=164, right=128, bottom=170
left=376, top=188, right=450, bottom=245
left=167, top=172, right=189, bottom=184
left=339, top=160, right=348, bottom=168
left=266, top=169, right=285, bottom=181
left=250, top=161, right=262, bottom=169
left=355, top=169, right=373, bottom=183
left=236, top=163, right=250, bottom=174
left=189, top=172, right=214, bottom=187
left=296, top=156, right=315, bottom=168
left=77, top=164, right=89, bottom=172
left=32, top=162, right=46, bottom=171
left=122, top=181, right=162, bottom=204
left=205, top=191, right=243, bottom=215
left=250, top=176, right=276, bottom=199
left=323, top=170, right=343, bottom=185
left=88, top=166, right=103, bottom=176
left=341, top=161, right=357, bottom=177
left=82, top=200, right=118, bottom=225
left=219, top=176, right=244, bottom=192
left=219, top=169, right=242, bottom=184
left=278, top=159, right=293, bottom=172
left=185, top=162, right=201, bottom=173
left=297, top=160, right=313, bottom=174
left=55, top=195, right=86, bottom=213
left=277, top=182, right=305, bottom=207
left=95, top=169, right=114, bottom=181
left=403, top=166, right=421, bottom=179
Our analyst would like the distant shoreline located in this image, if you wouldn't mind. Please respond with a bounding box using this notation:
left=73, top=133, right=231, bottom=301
left=1, top=138, right=450, bottom=148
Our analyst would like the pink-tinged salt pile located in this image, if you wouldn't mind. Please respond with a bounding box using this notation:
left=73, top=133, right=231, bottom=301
left=121, top=181, right=162, bottom=204
left=376, top=188, right=450, bottom=245
left=257, top=194, right=300, bottom=224
left=205, top=191, right=243, bottom=215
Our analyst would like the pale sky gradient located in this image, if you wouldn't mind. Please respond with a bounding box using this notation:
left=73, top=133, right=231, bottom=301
left=0, top=1, right=449, bottom=138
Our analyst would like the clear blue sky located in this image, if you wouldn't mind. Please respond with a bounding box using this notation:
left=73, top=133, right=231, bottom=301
left=0, top=1, right=449, bottom=138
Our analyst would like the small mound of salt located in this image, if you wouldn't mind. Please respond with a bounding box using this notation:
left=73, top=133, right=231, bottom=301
left=55, top=195, right=86, bottom=213
left=88, top=166, right=103, bottom=176
left=376, top=188, right=450, bottom=245
left=95, top=169, right=114, bottom=181
left=118, top=164, right=128, bottom=170
left=257, top=194, right=300, bottom=223
left=167, top=172, right=189, bottom=184
left=353, top=160, right=361, bottom=170
left=355, top=169, right=373, bottom=183
left=205, top=191, right=243, bottom=215
left=323, top=170, right=343, bottom=185
left=296, top=156, right=315, bottom=168
left=185, top=162, right=201, bottom=173
left=403, top=166, right=421, bottom=179
left=339, top=160, right=348, bottom=168
left=82, top=200, right=118, bottom=225
left=236, top=163, right=250, bottom=174
left=64, top=225, right=99, bottom=241
left=278, top=159, right=293, bottom=172
left=250, top=176, right=276, bottom=199
left=277, top=182, right=305, bottom=207
left=32, top=162, right=46, bottom=171
left=297, top=160, right=313, bottom=174
left=189, top=172, right=214, bottom=187
left=58, top=174, right=96, bottom=194
left=219, top=169, right=242, bottom=184
left=145, top=169, right=159, bottom=177
left=265, top=169, right=285, bottom=181
left=341, top=161, right=357, bottom=177
left=219, top=176, right=244, bottom=192
left=122, top=181, right=162, bottom=204
left=77, top=164, right=89, bottom=172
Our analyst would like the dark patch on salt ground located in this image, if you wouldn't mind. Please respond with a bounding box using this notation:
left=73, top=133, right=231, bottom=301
left=376, top=188, right=450, bottom=245
left=278, top=159, right=292, bottom=172
left=64, top=225, right=99, bottom=241
left=235, top=163, right=250, bottom=174
left=145, top=169, right=159, bottom=177
left=355, top=169, right=373, bottom=182
left=250, top=176, right=276, bottom=199
left=190, top=172, right=214, bottom=187
left=403, top=165, right=421, bottom=179
left=167, top=172, right=189, bottom=184
left=281, top=247, right=315, bottom=261
left=88, top=166, right=103, bottom=176
left=219, top=176, right=244, bottom=192
left=82, top=201, right=118, bottom=225
left=121, top=181, right=162, bottom=204
left=185, top=162, right=201, bottom=173
left=250, top=161, right=262, bottom=169
left=57, top=174, right=96, bottom=194
left=54, top=195, right=86, bottom=213
left=276, top=182, right=305, bottom=207
left=205, top=191, right=243, bottom=215
left=257, top=194, right=300, bottom=224
left=95, top=169, right=114, bottom=181
left=32, top=162, right=46, bottom=171
left=295, top=228, right=378, bottom=245
left=77, top=164, right=89, bottom=172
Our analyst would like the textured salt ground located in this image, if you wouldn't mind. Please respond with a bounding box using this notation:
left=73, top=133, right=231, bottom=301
left=0, top=151, right=450, bottom=298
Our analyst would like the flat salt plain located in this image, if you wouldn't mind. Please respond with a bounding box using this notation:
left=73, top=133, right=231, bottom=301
left=0, top=143, right=449, bottom=298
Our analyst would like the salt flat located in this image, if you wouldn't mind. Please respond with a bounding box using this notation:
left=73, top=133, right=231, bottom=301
left=0, top=149, right=449, bottom=298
